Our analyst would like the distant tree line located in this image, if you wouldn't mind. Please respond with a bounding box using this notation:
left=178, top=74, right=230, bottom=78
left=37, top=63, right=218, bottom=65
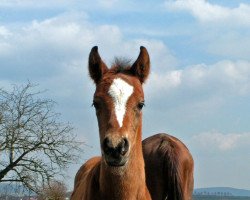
left=194, top=191, right=233, bottom=196
left=193, top=195, right=250, bottom=200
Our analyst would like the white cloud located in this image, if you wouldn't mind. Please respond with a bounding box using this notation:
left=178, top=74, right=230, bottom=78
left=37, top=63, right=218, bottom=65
left=144, top=59, right=250, bottom=123
left=0, top=26, right=13, bottom=56
left=165, top=0, right=250, bottom=26
left=0, top=12, right=124, bottom=79
left=0, top=26, right=12, bottom=38
left=190, top=131, right=250, bottom=151
left=147, top=60, right=250, bottom=98
left=148, top=70, right=182, bottom=94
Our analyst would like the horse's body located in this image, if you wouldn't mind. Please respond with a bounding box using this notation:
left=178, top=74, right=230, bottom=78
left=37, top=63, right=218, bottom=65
left=71, top=46, right=194, bottom=200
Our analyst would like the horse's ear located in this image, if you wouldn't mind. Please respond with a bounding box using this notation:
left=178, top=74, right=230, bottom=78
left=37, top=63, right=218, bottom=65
left=88, top=46, right=108, bottom=84
left=130, top=46, right=150, bottom=83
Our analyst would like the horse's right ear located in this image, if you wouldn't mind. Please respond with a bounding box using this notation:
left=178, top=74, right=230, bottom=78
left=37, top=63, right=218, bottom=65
left=88, top=46, right=108, bottom=84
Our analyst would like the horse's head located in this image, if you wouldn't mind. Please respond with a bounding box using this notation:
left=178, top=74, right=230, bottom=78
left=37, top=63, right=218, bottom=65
left=88, top=46, right=150, bottom=167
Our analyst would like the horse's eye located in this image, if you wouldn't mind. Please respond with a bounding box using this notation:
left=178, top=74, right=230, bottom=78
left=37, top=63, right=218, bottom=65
left=92, top=101, right=100, bottom=110
left=137, top=101, right=145, bottom=110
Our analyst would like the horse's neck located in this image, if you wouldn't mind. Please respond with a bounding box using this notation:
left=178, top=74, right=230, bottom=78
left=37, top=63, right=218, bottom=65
left=99, top=135, right=151, bottom=200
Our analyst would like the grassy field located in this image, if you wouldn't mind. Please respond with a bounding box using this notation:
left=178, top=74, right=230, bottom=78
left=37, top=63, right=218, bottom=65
left=193, top=195, right=250, bottom=200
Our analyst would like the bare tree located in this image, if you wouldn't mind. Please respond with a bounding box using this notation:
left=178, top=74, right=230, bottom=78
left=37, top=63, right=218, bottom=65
left=0, top=83, right=82, bottom=193
left=37, top=180, right=67, bottom=200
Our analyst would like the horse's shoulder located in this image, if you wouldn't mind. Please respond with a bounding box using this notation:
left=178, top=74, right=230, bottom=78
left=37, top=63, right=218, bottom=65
left=71, top=157, right=101, bottom=200
left=74, top=156, right=101, bottom=187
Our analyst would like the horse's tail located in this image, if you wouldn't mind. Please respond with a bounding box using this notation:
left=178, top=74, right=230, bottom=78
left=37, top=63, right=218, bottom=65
left=158, top=134, right=184, bottom=200
left=165, top=151, right=183, bottom=200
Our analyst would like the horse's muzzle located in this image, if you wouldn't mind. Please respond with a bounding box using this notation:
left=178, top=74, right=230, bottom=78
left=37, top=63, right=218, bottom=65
left=102, top=137, right=129, bottom=167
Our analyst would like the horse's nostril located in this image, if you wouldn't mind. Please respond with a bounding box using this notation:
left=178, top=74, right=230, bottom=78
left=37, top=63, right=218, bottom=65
left=102, top=137, right=112, bottom=155
left=119, top=138, right=129, bottom=156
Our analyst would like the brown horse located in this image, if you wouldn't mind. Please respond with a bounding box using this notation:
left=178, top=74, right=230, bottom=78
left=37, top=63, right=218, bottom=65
left=71, top=46, right=152, bottom=200
left=71, top=46, right=194, bottom=200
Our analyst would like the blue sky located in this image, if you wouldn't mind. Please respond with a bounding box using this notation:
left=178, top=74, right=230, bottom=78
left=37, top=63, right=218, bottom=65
left=1, top=0, right=250, bottom=190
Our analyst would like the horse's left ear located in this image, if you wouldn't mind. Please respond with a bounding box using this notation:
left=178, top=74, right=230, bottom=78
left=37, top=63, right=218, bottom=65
left=88, top=46, right=108, bottom=85
left=130, top=46, right=150, bottom=83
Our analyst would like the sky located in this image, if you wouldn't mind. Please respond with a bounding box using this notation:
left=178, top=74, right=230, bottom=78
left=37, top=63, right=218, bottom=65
left=1, top=0, right=250, bottom=191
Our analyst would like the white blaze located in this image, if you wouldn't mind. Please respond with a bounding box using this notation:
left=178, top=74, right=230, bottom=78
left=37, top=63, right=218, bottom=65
left=108, top=78, right=133, bottom=127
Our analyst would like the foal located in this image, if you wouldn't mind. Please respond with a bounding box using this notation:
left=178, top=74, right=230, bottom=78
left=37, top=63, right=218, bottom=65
left=71, top=46, right=152, bottom=200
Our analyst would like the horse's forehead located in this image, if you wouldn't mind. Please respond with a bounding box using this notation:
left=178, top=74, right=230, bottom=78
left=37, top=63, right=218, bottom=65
left=96, top=74, right=141, bottom=94
left=108, top=78, right=133, bottom=127
left=108, top=78, right=133, bottom=96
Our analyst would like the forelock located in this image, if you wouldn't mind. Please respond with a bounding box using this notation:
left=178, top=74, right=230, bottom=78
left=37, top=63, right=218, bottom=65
left=110, top=57, right=132, bottom=74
